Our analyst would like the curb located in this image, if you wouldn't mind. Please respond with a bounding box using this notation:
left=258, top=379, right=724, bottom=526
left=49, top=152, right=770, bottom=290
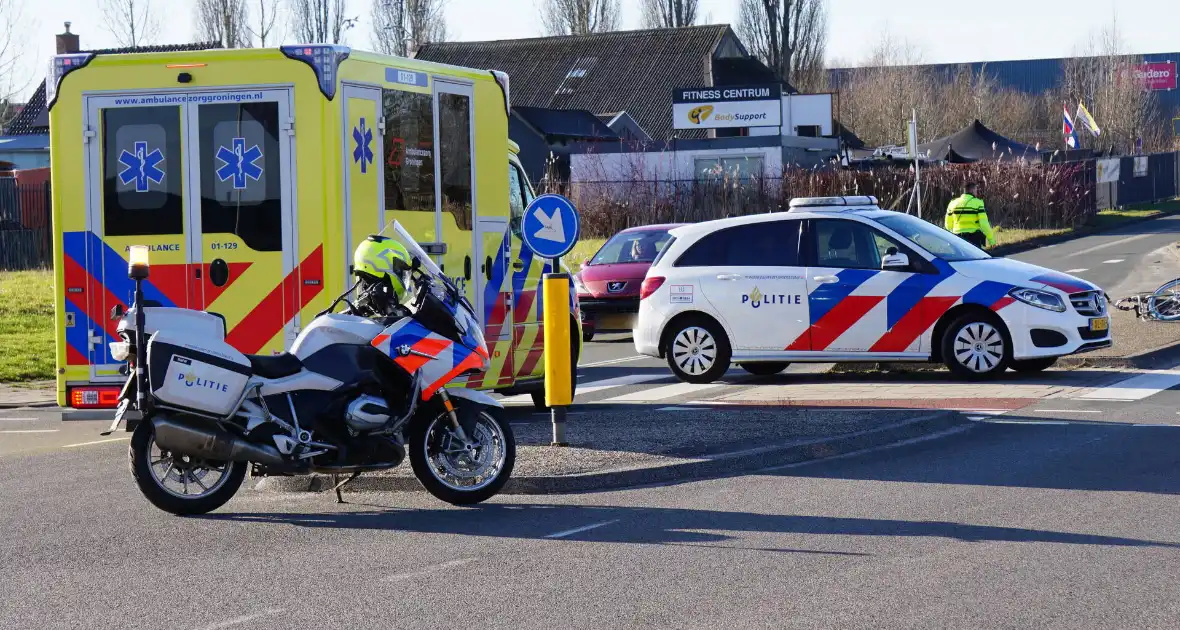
left=254, top=410, right=969, bottom=496
left=988, top=208, right=1179, bottom=258
left=0, top=401, right=56, bottom=410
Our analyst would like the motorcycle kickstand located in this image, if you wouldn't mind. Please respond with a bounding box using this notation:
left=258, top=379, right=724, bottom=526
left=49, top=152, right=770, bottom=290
left=331, top=472, right=363, bottom=504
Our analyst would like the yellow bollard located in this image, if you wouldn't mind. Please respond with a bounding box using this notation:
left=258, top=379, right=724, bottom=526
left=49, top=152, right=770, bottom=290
left=542, top=272, right=572, bottom=446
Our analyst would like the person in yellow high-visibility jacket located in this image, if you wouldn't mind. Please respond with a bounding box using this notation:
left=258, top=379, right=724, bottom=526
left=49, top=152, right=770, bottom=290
left=945, top=183, right=996, bottom=248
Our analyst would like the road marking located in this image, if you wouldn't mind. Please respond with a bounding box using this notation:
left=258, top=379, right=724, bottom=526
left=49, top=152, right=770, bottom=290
left=545, top=519, right=620, bottom=539
left=1064, top=268, right=1087, bottom=273
left=500, top=373, right=668, bottom=405
left=0, top=417, right=40, bottom=422
left=386, top=558, right=477, bottom=582
left=62, top=436, right=130, bottom=448
left=979, top=419, right=1070, bottom=425
left=196, top=608, right=285, bottom=630
left=1077, top=370, right=1180, bottom=402
left=0, top=429, right=58, bottom=434
left=601, top=382, right=721, bottom=404
left=1066, top=232, right=1152, bottom=257
left=1034, top=409, right=1101, bottom=413
left=579, top=355, right=647, bottom=367
left=1102, top=258, right=1125, bottom=264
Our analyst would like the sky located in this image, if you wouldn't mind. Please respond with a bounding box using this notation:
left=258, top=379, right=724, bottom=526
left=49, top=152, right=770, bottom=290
left=9, top=0, right=1180, bottom=100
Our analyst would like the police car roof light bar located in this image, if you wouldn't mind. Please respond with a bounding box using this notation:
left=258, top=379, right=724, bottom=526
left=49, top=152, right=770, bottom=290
left=788, top=195, right=879, bottom=210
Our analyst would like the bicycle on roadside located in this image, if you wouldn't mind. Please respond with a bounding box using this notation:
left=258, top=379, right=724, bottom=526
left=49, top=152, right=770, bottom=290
left=1116, top=278, right=1180, bottom=321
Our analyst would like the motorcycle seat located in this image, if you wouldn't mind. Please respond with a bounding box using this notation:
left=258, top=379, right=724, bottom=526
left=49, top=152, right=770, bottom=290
left=247, top=352, right=304, bottom=379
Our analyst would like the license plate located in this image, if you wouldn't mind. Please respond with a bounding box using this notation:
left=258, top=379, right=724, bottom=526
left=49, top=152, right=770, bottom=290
left=1090, top=317, right=1109, bottom=332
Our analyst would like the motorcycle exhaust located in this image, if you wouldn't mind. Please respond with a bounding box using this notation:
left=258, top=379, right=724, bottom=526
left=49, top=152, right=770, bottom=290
left=153, top=415, right=286, bottom=467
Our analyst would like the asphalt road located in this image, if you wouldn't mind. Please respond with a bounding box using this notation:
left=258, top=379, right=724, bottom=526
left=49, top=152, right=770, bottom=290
left=2, top=386, right=1180, bottom=629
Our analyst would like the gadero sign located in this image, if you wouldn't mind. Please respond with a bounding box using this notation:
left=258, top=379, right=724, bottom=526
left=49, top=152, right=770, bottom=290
left=673, top=84, right=782, bottom=130
left=1132, top=62, right=1177, bottom=91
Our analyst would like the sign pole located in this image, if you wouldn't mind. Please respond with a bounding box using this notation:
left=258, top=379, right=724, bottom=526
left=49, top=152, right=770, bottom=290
left=542, top=269, right=571, bottom=447
left=521, top=193, right=580, bottom=448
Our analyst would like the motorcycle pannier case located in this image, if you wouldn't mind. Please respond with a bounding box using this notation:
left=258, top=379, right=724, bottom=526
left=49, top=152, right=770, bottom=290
left=147, top=332, right=251, bottom=416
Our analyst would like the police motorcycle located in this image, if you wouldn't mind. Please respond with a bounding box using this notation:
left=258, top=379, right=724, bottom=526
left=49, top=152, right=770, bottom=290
left=110, top=222, right=515, bottom=515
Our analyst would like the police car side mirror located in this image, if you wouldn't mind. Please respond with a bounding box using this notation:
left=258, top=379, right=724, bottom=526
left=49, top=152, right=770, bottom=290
left=881, top=252, right=910, bottom=270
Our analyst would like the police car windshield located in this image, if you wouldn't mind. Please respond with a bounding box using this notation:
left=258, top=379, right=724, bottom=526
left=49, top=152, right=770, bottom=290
left=875, top=214, right=991, bottom=262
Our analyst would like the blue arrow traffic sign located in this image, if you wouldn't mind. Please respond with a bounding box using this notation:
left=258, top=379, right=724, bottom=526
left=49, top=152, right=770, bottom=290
left=522, top=194, right=580, bottom=259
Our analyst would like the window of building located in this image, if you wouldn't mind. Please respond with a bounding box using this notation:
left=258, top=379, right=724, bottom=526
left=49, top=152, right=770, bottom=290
left=695, top=155, right=765, bottom=180
left=102, top=106, right=183, bottom=236
left=796, top=125, right=821, bottom=137
left=554, top=56, right=598, bottom=97
left=438, top=92, right=473, bottom=231
left=676, top=221, right=800, bottom=267
left=198, top=102, right=283, bottom=252
left=382, top=89, right=435, bottom=217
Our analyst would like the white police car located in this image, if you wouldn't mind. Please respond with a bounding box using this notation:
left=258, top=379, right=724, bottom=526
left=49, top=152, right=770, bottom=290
left=634, top=196, right=1112, bottom=383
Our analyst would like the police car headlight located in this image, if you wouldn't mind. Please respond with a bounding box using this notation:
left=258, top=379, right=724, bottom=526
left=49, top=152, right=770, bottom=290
left=1009, top=288, right=1066, bottom=312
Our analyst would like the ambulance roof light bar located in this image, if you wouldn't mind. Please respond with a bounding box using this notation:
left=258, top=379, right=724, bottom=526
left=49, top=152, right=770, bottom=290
left=788, top=195, right=879, bottom=211
left=280, top=44, right=351, bottom=100
left=46, top=53, right=96, bottom=111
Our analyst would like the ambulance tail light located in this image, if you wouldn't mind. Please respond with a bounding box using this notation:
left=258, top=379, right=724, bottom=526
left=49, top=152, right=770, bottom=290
left=280, top=44, right=351, bottom=100
left=491, top=70, right=510, bottom=117
left=46, top=53, right=96, bottom=111
left=640, top=276, right=665, bottom=300
left=69, top=386, right=121, bottom=409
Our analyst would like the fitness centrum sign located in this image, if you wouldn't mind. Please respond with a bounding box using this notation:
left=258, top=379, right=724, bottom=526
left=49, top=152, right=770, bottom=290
left=673, top=84, right=783, bottom=130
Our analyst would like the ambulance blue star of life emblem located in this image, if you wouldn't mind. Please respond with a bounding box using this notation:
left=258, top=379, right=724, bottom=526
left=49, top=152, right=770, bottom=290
left=353, top=117, right=374, bottom=173
left=117, top=141, right=165, bottom=192
left=215, top=137, right=264, bottom=189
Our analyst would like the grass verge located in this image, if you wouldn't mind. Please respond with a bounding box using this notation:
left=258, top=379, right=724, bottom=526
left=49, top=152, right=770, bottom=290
left=993, top=199, right=1179, bottom=248
left=566, top=238, right=606, bottom=273
left=0, top=270, right=55, bottom=383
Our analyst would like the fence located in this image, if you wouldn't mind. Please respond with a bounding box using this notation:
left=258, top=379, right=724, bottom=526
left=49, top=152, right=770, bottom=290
left=1090, top=151, right=1179, bottom=210
left=0, top=179, right=52, bottom=271
left=551, top=159, right=1099, bottom=240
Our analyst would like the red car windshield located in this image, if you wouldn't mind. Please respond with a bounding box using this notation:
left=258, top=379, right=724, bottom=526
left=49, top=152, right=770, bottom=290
left=590, top=230, right=674, bottom=265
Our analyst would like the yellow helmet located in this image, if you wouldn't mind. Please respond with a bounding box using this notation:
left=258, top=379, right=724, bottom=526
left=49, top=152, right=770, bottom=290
left=353, top=235, right=410, bottom=299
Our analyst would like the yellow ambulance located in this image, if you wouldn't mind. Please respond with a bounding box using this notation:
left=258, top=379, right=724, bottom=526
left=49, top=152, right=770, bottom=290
left=48, top=45, right=579, bottom=409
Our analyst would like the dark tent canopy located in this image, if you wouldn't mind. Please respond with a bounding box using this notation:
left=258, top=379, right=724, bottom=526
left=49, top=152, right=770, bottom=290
left=918, top=120, right=1040, bottom=163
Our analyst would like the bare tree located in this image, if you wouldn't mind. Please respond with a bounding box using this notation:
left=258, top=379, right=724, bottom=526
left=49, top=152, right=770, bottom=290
left=540, top=0, right=621, bottom=36
left=289, top=0, right=358, bottom=44
left=99, top=0, right=160, bottom=48
left=1060, top=21, right=1162, bottom=154
left=736, top=0, right=827, bottom=92
left=640, top=0, right=698, bottom=28
left=246, top=0, right=282, bottom=46
left=371, top=0, right=446, bottom=57
left=0, top=0, right=31, bottom=129
left=196, top=0, right=251, bottom=48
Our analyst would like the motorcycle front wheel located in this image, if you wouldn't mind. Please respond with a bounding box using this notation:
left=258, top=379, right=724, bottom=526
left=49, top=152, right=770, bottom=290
left=128, top=419, right=246, bottom=516
left=409, top=406, right=515, bottom=505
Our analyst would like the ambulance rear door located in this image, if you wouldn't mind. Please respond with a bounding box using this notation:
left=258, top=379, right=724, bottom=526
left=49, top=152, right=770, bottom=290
left=186, top=89, right=300, bottom=355
left=82, top=94, right=194, bottom=382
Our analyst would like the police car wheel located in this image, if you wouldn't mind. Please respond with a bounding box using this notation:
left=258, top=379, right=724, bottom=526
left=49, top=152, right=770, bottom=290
left=942, top=314, right=1010, bottom=378
left=666, top=317, right=730, bottom=384
left=740, top=362, right=789, bottom=376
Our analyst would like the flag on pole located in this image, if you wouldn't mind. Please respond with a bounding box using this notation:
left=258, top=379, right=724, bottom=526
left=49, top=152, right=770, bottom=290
left=1062, top=103, right=1079, bottom=148
left=1076, top=101, right=1102, bottom=137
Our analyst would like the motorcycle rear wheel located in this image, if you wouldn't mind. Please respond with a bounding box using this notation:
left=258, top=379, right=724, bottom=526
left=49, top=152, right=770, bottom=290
left=409, top=407, right=515, bottom=505
left=129, top=420, right=246, bottom=516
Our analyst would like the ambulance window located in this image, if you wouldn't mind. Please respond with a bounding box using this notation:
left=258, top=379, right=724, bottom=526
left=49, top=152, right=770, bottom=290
left=439, top=93, right=473, bottom=231
left=197, top=102, right=283, bottom=252
left=101, top=106, right=184, bottom=236
left=508, top=163, right=525, bottom=238
left=382, top=89, right=435, bottom=216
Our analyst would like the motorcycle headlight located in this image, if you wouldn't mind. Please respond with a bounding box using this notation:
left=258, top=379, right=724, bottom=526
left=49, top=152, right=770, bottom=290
left=109, top=341, right=130, bottom=362
left=1009, top=287, right=1066, bottom=312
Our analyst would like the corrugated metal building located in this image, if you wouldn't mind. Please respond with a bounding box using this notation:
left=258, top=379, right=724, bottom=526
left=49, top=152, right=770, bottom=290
left=830, top=52, right=1180, bottom=114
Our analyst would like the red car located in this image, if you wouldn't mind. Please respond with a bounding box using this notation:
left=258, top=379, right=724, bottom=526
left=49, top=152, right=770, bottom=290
left=574, top=224, right=683, bottom=341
